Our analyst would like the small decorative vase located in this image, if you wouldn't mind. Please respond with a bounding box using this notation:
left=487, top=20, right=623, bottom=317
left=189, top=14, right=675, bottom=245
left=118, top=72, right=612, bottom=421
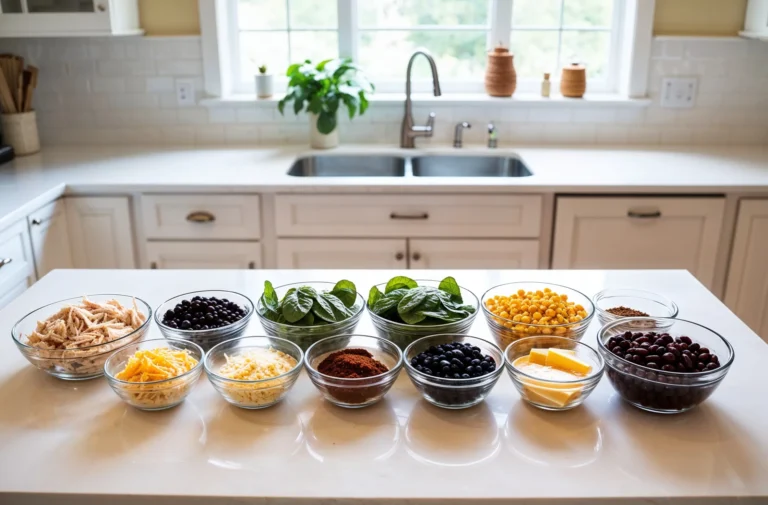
left=560, top=63, right=587, bottom=98
left=309, top=113, right=339, bottom=149
left=484, top=46, right=516, bottom=97
left=1, top=111, right=40, bottom=156
left=255, top=74, right=274, bottom=99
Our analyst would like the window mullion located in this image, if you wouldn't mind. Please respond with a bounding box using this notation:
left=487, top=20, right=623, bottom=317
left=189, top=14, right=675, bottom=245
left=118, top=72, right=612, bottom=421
left=556, top=0, right=566, bottom=73
left=490, top=0, right=512, bottom=49
left=338, top=0, right=356, bottom=59
left=285, top=0, right=292, bottom=62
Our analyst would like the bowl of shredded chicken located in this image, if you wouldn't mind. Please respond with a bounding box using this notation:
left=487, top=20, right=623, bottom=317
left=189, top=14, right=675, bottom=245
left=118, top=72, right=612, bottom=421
left=12, top=295, right=151, bottom=380
left=104, top=338, right=204, bottom=411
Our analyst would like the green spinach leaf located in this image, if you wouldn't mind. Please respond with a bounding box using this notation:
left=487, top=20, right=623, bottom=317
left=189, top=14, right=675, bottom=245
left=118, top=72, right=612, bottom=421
left=385, top=276, right=417, bottom=294
left=438, top=276, right=463, bottom=303
left=368, top=285, right=383, bottom=310
left=282, top=287, right=315, bottom=323
left=329, top=279, right=357, bottom=308
left=312, top=293, right=338, bottom=323
left=371, top=288, right=408, bottom=316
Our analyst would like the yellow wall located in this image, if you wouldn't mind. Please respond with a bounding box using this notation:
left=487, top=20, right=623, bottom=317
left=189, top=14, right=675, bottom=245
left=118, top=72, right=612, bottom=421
left=138, top=0, right=200, bottom=36
left=137, top=0, right=748, bottom=37
left=654, top=0, right=748, bottom=36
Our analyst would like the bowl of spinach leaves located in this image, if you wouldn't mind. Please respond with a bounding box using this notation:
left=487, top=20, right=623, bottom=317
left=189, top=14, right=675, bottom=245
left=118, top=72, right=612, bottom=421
left=367, top=276, right=479, bottom=350
left=257, top=280, right=365, bottom=351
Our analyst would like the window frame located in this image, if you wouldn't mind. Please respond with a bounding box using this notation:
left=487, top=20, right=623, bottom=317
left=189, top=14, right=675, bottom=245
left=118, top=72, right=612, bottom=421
left=200, top=0, right=656, bottom=100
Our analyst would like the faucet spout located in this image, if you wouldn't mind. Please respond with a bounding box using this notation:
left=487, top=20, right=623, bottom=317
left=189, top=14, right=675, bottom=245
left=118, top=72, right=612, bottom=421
left=401, top=50, right=442, bottom=148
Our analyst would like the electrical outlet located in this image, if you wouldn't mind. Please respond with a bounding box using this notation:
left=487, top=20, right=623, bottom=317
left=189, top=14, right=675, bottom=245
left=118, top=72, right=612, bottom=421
left=661, top=77, right=697, bottom=108
left=175, top=79, right=195, bottom=107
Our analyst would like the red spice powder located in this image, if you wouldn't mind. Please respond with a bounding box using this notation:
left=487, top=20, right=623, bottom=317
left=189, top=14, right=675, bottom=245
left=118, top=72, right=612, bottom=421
left=318, top=348, right=388, bottom=378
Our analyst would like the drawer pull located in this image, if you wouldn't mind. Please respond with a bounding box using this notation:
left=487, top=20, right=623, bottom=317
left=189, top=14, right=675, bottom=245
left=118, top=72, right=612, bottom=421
left=395, top=252, right=404, bottom=261
left=412, top=252, right=421, bottom=261
left=390, top=212, right=428, bottom=220
left=627, top=210, right=662, bottom=219
left=0, top=258, right=12, bottom=269
left=248, top=261, right=256, bottom=269
left=186, top=211, right=216, bottom=223
left=150, top=262, right=158, bottom=269
left=31, top=218, right=42, bottom=226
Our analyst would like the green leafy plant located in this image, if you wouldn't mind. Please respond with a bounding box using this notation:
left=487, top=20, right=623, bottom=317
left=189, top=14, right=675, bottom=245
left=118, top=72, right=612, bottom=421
left=259, top=280, right=359, bottom=326
left=258, top=64, right=268, bottom=74
left=277, top=58, right=374, bottom=135
left=368, top=276, right=476, bottom=326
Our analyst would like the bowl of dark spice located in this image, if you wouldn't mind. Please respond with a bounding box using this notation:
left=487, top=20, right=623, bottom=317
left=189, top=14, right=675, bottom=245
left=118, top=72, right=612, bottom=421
left=305, top=334, right=403, bottom=408
left=593, top=288, right=678, bottom=333
left=404, top=334, right=505, bottom=409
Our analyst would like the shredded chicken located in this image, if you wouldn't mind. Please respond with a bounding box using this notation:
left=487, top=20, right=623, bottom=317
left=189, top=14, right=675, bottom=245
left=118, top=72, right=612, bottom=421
left=26, top=297, right=147, bottom=350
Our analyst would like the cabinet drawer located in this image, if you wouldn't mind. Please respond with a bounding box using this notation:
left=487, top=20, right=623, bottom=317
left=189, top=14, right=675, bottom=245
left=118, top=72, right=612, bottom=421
left=0, top=278, right=29, bottom=311
left=0, top=220, right=35, bottom=293
left=409, top=239, right=540, bottom=269
left=142, top=195, right=261, bottom=240
left=146, top=241, right=262, bottom=269
left=275, top=194, right=542, bottom=238
left=277, top=239, right=407, bottom=269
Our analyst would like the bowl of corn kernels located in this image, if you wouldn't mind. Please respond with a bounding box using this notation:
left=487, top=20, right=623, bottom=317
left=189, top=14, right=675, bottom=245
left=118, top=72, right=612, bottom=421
left=481, top=282, right=595, bottom=350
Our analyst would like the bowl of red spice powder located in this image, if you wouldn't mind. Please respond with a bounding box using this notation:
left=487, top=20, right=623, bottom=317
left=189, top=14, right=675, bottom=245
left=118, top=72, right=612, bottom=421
left=305, top=334, right=403, bottom=408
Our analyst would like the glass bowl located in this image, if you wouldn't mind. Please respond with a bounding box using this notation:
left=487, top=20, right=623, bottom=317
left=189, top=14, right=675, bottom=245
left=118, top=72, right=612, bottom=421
left=205, top=336, right=304, bottom=409
left=305, top=334, right=403, bottom=408
left=593, top=288, right=678, bottom=332
left=256, top=281, right=365, bottom=351
left=154, top=290, right=254, bottom=352
left=504, top=336, right=605, bottom=411
left=481, top=282, right=595, bottom=350
left=367, top=279, right=479, bottom=351
left=11, top=294, right=152, bottom=380
left=403, top=334, right=504, bottom=410
left=598, top=317, right=735, bottom=414
left=104, top=338, right=204, bottom=411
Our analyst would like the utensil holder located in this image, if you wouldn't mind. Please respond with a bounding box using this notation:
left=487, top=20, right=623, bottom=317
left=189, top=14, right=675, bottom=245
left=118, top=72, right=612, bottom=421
left=560, top=63, right=587, bottom=98
left=1, top=111, right=40, bottom=155
left=484, top=46, right=516, bottom=97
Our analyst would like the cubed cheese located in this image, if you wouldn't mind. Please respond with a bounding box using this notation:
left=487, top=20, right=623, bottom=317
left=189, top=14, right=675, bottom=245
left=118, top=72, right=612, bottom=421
left=522, top=381, right=582, bottom=408
left=545, top=348, right=592, bottom=375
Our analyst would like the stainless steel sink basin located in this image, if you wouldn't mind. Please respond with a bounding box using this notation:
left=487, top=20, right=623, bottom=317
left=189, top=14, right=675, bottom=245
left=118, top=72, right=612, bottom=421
left=288, top=155, right=406, bottom=177
left=411, top=155, right=533, bottom=177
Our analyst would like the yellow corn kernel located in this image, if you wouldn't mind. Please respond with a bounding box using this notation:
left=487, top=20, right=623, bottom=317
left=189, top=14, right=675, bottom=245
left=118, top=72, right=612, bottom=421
left=517, top=289, right=525, bottom=296
left=521, top=315, right=531, bottom=324
left=513, top=314, right=522, bottom=322
left=555, top=326, right=567, bottom=334
left=542, top=327, right=553, bottom=335
left=532, top=311, right=542, bottom=320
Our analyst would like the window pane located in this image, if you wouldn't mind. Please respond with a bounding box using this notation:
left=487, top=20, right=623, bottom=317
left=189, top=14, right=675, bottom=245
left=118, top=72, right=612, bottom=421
left=289, top=32, right=339, bottom=65
left=510, top=31, right=559, bottom=79
left=560, top=31, right=610, bottom=79
left=563, top=0, right=613, bottom=27
left=511, top=0, right=562, bottom=27
left=358, top=30, right=487, bottom=80
left=239, top=32, right=290, bottom=78
left=359, top=0, right=489, bottom=28
left=238, top=0, right=287, bottom=30
left=289, top=0, right=337, bottom=28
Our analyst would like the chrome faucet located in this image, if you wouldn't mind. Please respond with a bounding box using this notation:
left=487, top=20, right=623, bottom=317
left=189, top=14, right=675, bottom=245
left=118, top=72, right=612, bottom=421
left=453, top=122, right=471, bottom=148
left=400, top=50, right=442, bottom=148
left=487, top=122, right=497, bottom=148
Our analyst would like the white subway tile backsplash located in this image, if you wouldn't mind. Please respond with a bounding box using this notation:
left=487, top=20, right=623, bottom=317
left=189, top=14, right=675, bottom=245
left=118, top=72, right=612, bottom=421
left=146, top=76, right=175, bottom=93
left=177, top=108, right=209, bottom=124
left=90, top=76, right=125, bottom=94
left=156, top=60, right=203, bottom=76
left=208, top=108, right=237, bottom=124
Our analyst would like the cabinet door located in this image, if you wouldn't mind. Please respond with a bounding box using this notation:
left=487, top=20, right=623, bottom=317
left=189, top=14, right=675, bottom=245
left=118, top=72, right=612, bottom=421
left=276, top=239, right=407, bottom=269
left=552, top=197, right=725, bottom=288
left=28, top=199, right=73, bottom=278
left=146, top=242, right=262, bottom=269
left=725, top=200, right=768, bottom=341
left=66, top=197, right=136, bottom=269
left=0, top=219, right=35, bottom=298
left=0, top=277, right=28, bottom=310
left=409, top=239, right=540, bottom=269
left=0, top=0, right=140, bottom=37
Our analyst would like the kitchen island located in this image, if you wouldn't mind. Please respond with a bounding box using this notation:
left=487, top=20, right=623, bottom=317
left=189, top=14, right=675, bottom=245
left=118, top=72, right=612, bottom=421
left=0, top=269, right=766, bottom=504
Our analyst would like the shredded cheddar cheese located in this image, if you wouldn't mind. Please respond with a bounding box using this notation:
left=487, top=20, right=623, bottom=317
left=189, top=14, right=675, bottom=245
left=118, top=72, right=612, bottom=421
left=219, top=348, right=297, bottom=381
left=116, top=347, right=198, bottom=382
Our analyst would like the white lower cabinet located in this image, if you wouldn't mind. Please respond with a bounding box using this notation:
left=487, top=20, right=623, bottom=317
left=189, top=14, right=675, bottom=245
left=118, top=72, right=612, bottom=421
left=276, top=239, right=407, bottom=269
left=725, top=200, right=768, bottom=341
left=552, top=197, right=725, bottom=288
left=66, top=197, right=136, bottom=269
left=28, top=199, right=73, bottom=278
left=0, top=219, right=35, bottom=309
left=409, top=239, right=540, bottom=269
left=146, top=242, right=262, bottom=269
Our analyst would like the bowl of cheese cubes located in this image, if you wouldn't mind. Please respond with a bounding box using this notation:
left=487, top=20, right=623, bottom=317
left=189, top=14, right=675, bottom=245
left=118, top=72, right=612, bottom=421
left=504, top=336, right=604, bottom=411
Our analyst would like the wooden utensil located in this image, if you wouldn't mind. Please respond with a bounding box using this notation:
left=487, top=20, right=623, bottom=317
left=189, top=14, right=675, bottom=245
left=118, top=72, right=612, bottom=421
left=23, top=66, right=37, bottom=112
left=0, top=70, right=16, bottom=113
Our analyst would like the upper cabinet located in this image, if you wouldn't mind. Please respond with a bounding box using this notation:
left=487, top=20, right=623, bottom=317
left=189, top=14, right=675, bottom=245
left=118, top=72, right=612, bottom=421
left=0, top=0, right=141, bottom=37
left=552, top=197, right=725, bottom=289
left=742, top=0, right=768, bottom=40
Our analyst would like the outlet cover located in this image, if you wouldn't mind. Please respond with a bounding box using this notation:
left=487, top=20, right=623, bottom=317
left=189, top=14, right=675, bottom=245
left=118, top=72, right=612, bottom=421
left=661, top=77, right=697, bottom=108
left=175, top=79, right=195, bottom=107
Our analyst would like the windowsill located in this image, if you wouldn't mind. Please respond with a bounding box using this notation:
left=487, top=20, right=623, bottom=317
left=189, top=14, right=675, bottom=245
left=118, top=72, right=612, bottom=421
left=200, top=93, right=652, bottom=109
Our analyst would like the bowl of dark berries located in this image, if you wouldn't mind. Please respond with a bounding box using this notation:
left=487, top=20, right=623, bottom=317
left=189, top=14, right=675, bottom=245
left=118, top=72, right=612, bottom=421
left=155, top=290, right=254, bottom=351
left=598, top=317, right=734, bottom=414
left=404, top=334, right=504, bottom=410
left=593, top=288, right=678, bottom=332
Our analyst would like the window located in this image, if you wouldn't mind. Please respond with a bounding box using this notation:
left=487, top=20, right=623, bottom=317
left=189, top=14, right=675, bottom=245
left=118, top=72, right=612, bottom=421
left=226, top=0, right=623, bottom=95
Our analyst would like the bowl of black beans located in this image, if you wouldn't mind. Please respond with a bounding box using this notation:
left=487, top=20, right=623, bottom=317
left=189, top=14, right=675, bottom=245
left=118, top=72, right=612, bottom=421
left=155, top=290, right=254, bottom=351
left=404, top=334, right=504, bottom=410
left=598, top=317, right=734, bottom=414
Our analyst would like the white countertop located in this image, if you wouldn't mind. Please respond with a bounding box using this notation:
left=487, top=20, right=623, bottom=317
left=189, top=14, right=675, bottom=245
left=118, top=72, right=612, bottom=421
left=1, top=269, right=766, bottom=504
left=1, top=144, right=768, bottom=230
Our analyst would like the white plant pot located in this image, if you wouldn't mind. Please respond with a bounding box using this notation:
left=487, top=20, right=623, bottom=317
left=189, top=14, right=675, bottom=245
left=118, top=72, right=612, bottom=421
left=1, top=111, right=40, bottom=156
left=309, top=113, right=339, bottom=149
left=255, top=74, right=274, bottom=99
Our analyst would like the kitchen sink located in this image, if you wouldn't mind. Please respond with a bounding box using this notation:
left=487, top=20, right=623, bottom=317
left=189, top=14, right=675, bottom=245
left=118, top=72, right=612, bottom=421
left=288, top=155, right=406, bottom=177
left=411, top=155, right=533, bottom=177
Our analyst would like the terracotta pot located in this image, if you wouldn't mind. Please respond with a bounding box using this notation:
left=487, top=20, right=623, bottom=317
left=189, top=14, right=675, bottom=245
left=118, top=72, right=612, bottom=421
left=485, top=46, right=516, bottom=97
left=560, top=63, right=587, bottom=98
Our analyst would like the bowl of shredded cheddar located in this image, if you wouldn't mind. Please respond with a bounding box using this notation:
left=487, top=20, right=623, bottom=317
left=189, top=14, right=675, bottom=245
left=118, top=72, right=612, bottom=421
left=104, top=338, right=204, bottom=411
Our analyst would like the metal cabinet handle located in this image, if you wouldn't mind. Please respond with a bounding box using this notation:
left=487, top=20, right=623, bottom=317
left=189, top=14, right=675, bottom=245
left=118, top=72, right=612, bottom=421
left=412, top=252, right=421, bottom=261
left=150, top=262, right=158, bottom=269
left=31, top=218, right=42, bottom=226
left=248, top=261, right=256, bottom=269
left=390, top=212, right=428, bottom=220
left=186, top=211, right=216, bottom=223
left=96, top=3, right=106, bottom=12
left=627, top=210, right=662, bottom=219
left=0, top=258, right=12, bottom=269
left=395, top=252, right=404, bottom=261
